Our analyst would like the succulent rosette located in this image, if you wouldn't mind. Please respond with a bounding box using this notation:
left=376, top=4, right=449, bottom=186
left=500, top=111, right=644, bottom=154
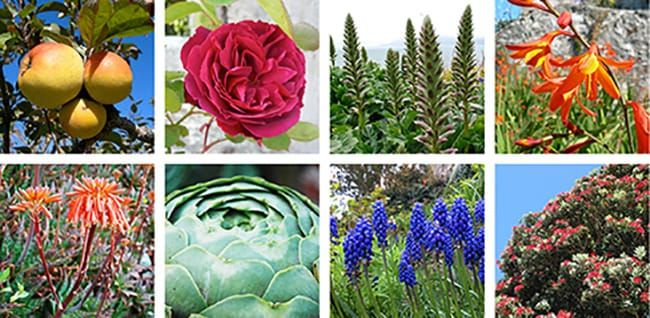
left=165, top=176, right=319, bottom=318
left=181, top=21, right=306, bottom=140
left=496, top=165, right=649, bottom=317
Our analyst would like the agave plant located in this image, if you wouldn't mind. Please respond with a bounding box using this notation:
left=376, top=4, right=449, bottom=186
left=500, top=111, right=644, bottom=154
left=165, top=176, right=320, bottom=318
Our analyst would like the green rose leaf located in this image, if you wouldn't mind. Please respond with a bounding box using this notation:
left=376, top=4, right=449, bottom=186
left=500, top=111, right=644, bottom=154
left=165, top=2, right=202, bottom=24
left=287, top=122, right=318, bottom=142
left=226, top=134, right=245, bottom=144
left=166, top=125, right=189, bottom=148
left=166, top=87, right=182, bottom=113
left=293, top=22, right=319, bottom=51
left=256, top=0, right=293, bottom=38
left=262, top=133, right=291, bottom=150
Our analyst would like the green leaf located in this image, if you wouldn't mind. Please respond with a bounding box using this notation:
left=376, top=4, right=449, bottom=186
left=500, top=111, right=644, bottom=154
left=287, top=122, right=318, bottom=142
left=78, top=0, right=112, bottom=48
left=262, top=133, right=291, bottom=150
left=256, top=0, right=293, bottom=38
left=166, top=87, right=182, bottom=113
left=165, top=2, right=202, bottom=24
left=202, top=0, right=238, bottom=6
left=18, top=4, right=35, bottom=18
left=293, top=22, right=318, bottom=51
left=166, top=71, right=185, bottom=82
left=226, top=134, right=245, bottom=144
left=37, top=2, right=68, bottom=14
left=193, top=12, right=219, bottom=29
left=106, top=1, right=153, bottom=40
left=0, top=267, right=9, bottom=284
left=196, top=1, right=222, bottom=27
left=41, top=24, right=75, bottom=46
left=0, top=32, right=13, bottom=49
left=166, top=125, right=189, bottom=148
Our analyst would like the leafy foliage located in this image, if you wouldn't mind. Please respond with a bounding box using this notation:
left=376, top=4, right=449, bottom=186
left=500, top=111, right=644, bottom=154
left=496, top=165, right=649, bottom=317
left=330, top=12, right=484, bottom=154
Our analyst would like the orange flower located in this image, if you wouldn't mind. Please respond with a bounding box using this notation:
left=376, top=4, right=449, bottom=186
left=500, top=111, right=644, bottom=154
left=553, top=43, right=633, bottom=102
left=532, top=74, right=594, bottom=124
left=628, top=101, right=650, bottom=153
left=66, top=177, right=129, bottom=234
left=506, top=30, right=568, bottom=76
left=9, top=186, right=61, bottom=219
left=507, top=0, right=549, bottom=11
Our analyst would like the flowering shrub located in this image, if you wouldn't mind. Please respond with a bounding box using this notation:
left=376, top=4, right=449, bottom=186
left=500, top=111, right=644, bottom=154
left=497, top=165, right=649, bottom=317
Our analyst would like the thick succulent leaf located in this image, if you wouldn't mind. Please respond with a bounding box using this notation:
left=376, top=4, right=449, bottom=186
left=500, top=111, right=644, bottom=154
left=166, top=265, right=207, bottom=316
left=263, top=265, right=319, bottom=303
left=174, top=215, right=208, bottom=244
left=299, top=229, right=319, bottom=267
left=199, top=295, right=318, bottom=318
left=170, top=245, right=274, bottom=304
left=219, top=236, right=300, bottom=272
left=165, top=222, right=188, bottom=261
left=166, top=188, right=204, bottom=221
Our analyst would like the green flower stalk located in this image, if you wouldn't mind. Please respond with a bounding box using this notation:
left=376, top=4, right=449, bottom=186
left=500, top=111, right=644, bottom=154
left=451, top=5, right=480, bottom=134
left=384, top=49, right=405, bottom=117
left=403, top=19, right=419, bottom=104
left=414, top=16, right=453, bottom=153
left=329, top=35, right=336, bottom=67
left=342, top=14, right=369, bottom=132
left=165, top=176, right=320, bottom=318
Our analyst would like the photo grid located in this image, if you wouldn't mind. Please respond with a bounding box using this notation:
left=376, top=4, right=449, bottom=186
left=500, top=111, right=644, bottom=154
left=0, top=0, right=647, bottom=317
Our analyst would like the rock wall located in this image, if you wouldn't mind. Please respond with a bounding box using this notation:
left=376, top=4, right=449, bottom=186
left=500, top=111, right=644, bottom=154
left=497, top=5, right=649, bottom=96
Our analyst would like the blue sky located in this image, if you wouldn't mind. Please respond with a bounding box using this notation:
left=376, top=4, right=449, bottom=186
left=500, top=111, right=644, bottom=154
left=495, top=164, right=600, bottom=280
left=3, top=4, right=154, bottom=145
left=496, top=0, right=522, bottom=21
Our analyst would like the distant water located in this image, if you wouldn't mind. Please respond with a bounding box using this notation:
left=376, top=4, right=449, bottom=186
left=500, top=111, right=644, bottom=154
left=334, top=43, right=484, bottom=67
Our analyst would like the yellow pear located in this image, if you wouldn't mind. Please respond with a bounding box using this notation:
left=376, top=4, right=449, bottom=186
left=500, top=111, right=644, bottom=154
left=84, top=51, right=133, bottom=104
left=59, top=98, right=107, bottom=139
left=18, top=42, right=84, bottom=109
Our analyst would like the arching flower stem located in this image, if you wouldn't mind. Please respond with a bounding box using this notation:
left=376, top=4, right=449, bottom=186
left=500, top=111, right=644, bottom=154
left=54, top=224, right=97, bottom=318
left=32, top=216, right=60, bottom=306
left=540, top=0, right=634, bottom=150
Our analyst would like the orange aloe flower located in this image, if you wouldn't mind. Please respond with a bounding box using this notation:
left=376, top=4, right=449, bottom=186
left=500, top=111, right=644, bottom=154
left=10, top=186, right=61, bottom=219
left=67, top=177, right=129, bottom=234
left=506, top=30, right=568, bottom=76
left=628, top=101, right=650, bottom=153
left=553, top=43, right=634, bottom=102
left=508, top=0, right=549, bottom=11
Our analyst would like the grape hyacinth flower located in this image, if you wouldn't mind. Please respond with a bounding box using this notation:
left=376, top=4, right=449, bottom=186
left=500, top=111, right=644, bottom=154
left=342, top=228, right=362, bottom=285
left=330, top=216, right=340, bottom=245
left=356, top=217, right=374, bottom=263
left=478, top=258, right=484, bottom=284
left=423, top=221, right=445, bottom=254
left=404, top=231, right=422, bottom=264
left=432, top=198, right=449, bottom=229
left=409, top=202, right=427, bottom=243
left=474, top=198, right=484, bottom=225
left=372, top=200, right=388, bottom=248
left=463, top=228, right=481, bottom=269
left=398, top=252, right=417, bottom=287
left=449, top=198, right=473, bottom=244
left=443, top=230, right=454, bottom=269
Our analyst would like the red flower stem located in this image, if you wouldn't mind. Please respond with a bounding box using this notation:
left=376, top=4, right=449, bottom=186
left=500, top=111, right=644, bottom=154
left=15, top=220, right=34, bottom=268
left=54, top=225, right=97, bottom=318
left=75, top=230, right=117, bottom=312
left=33, top=217, right=61, bottom=306
left=94, top=232, right=118, bottom=317
left=541, top=0, right=634, bottom=151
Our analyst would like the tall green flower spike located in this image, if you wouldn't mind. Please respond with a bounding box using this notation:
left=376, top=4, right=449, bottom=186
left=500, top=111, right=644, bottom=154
left=451, top=5, right=480, bottom=133
left=403, top=18, right=419, bottom=105
left=415, top=16, right=453, bottom=153
left=329, top=35, right=336, bottom=67
left=384, top=49, right=404, bottom=117
left=342, top=14, right=369, bottom=130
left=165, top=176, right=319, bottom=318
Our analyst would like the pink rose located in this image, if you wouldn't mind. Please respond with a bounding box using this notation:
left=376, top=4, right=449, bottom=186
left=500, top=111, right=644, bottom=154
left=181, top=21, right=306, bottom=140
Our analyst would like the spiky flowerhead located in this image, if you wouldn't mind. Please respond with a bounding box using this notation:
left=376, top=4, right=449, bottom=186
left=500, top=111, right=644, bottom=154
left=372, top=200, right=388, bottom=248
left=451, top=5, right=480, bottom=130
left=449, top=197, right=473, bottom=244
left=432, top=198, right=449, bottom=229
left=398, top=252, right=418, bottom=287
left=384, top=49, right=405, bottom=116
left=414, top=16, right=453, bottom=153
left=67, top=177, right=129, bottom=234
left=403, top=18, right=419, bottom=100
left=474, top=198, right=485, bottom=225
left=329, top=35, right=336, bottom=67
left=10, top=186, right=61, bottom=220
left=341, top=14, right=369, bottom=127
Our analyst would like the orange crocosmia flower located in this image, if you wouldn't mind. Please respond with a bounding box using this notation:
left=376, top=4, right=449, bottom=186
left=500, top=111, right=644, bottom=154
left=553, top=43, right=634, bottom=102
left=9, top=186, right=61, bottom=219
left=506, top=30, right=567, bottom=75
left=507, top=0, right=548, bottom=11
left=532, top=74, right=595, bottom=124
left=628, top=101, right=650, bottom=153
left=66, top=177, right=129, bottom=234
